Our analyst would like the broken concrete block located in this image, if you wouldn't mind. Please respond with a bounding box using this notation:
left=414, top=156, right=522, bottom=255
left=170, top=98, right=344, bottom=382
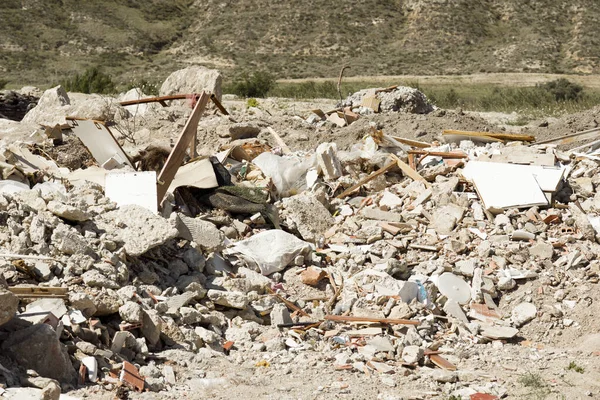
left=160, top=66, right=222, bottom=101
left=529, top=241, right=554, bottom=260
left=47, top=200, right=90, bottom=222
left=22, top=85, right=70, bottom=126
left=379, top=191, right=403, bottom=209
left=316, top=142, right=343, bottom=180
left=270, top=303, right=292, bottom=327
left=569, top=203, right=596, bottom=241
left=82, top=269, right=119, bottom=289
left=141, top=309, right=162, bottom=347
left=402, top=345, right=424, bottom=364
left=430, top=204, right=465, bottom=235
left=2, top=324, right=77, bottom=384
left=101, top=205, right=178, bottom=256
left=175, top=214, right=224, bottom=251
left=511, top=302, right=537, bottom=327
left=119, top=301, right=144, bottom=324
left=0, top=288, right=18, bottom=326
left=207, top=290, right=249, bottom=309
left=281, top=193, right=334, bottom=243
left=361, top=207, right=403, bottom=223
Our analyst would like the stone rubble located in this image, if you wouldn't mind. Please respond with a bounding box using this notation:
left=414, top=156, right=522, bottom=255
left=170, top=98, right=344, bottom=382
left=1, top=73, right=599, bottom=399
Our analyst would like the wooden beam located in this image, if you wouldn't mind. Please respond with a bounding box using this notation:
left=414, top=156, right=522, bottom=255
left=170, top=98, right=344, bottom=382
left=156, top=92, right=210, bottom=205
left=443, top=129, right=535, bottom=143
left=390, top=154, right=431, bottom=187
left=408, top=150, right=468, bottom=158
left=9, top=287, right=68, bottom=299
left=325, top=314, right=419, bottom=326
left=336, top=159, right=397, bottom=199
left=119, top=94, right=188, bottom=107
left=210, top=94, right=229, bottom=115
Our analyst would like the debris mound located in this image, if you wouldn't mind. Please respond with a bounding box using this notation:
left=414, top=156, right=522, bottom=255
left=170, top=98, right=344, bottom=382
left=340, top=86, right=434, bottom=114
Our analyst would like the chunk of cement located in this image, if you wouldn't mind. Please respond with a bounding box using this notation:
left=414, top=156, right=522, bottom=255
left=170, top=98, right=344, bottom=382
left=281, top=194, right=334, bottom=243
left=47, top=200, right=90, bottom=222
left=174, top=214, right=224, bottom=251
left=511, top=302, right=537, bottom=327
left=100, top=205, right=178, bottom=256
left=2, top=324, right=77, bottom=384
left=159, top=66, right=222, bottom=101
left=207, top=290, right=249, bottom=309
left=0, top=288, right=18, bottom=326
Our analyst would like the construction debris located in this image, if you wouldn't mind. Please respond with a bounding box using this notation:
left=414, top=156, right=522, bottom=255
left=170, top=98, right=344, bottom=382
left=1, top=71, right=599, bottom=400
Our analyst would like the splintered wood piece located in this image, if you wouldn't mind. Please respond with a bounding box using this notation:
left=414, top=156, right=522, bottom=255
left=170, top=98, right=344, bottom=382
left=324, top=315, right=419, bottom=326
left=156, top=92, right=210, bottom=204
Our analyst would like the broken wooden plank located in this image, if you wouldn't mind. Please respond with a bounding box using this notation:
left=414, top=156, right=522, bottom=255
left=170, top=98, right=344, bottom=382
left=9, top=287, right=68, bottom=299
left=360, top=96, right=380, bottom=112
left=428, top=354, right=457, bottom=371
left=336, top=160, right=397, bottom=199
left=536, top=126, right=600, bottom=145
left=267, top=127, right=291, bottom=154
left=443, top=129, right=535, bottom=143
left=389, top=154, right=432, bottom=187
left=389, top=136, right=432, bottom=149
left=408, top=150, right=468, bottom=159
left=119, top=94, right=189, bottom=107
left=325, top=315, right=420, bottom=326
left=156, top=92, right=210, bottom=205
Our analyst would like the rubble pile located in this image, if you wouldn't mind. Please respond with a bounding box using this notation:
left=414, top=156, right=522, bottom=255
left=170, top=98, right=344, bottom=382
left=0, top=69, right=599, bottom=399
left=340, top=86, right=435, bottom=115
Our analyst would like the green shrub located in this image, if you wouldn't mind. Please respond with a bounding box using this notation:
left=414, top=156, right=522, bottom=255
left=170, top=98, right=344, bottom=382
left=227, top=71, right=275, bottom=98
left=538, top=78, right=583, bottom=101
left=61, top=66, right=116, bottom=94
left=0, top=79, right=8, bottom=90
left=246, top=98, right=259, bottom=108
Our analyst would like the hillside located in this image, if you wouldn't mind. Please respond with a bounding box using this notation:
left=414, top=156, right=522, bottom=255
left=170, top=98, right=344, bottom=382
left=2, top=0, right=600, bottom=86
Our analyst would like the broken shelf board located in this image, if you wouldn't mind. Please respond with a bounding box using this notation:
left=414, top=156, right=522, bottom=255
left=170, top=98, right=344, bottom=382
left=67, top=118, right=134, bottom=169
left=443, top=129, right=535, bottom=143
left=464, top=165, right=549, bottom=210
left=462, top=161, right=565, bottom=192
